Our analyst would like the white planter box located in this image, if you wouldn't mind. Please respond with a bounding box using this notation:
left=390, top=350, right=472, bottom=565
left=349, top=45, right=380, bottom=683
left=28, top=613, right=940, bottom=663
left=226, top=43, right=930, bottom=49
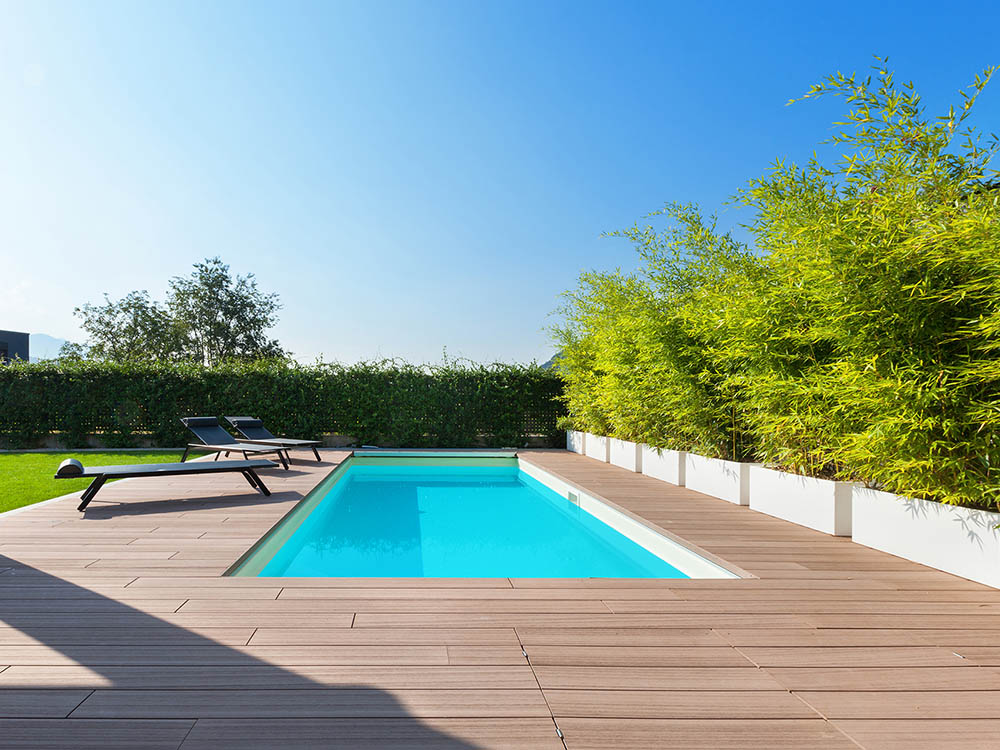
left=566, top=431, right=586, bottom=455
left=641, top=446, right=686, bottom=485
left=609, top=439, right=642, bottom=472
left=853, top=488, right=1000, bottom=589
left=584, top=433, right=609, bottom=462
left=749, top=466, right=853, bottom=536
left=685, top=454, right=752, bottom=505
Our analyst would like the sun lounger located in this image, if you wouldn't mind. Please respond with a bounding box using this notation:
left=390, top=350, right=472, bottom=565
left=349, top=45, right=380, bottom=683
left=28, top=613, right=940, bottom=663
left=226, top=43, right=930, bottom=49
left=180, top=417, right=290, bottom=469
left=224, top=416, right=323, bottom=462
left=55, top=457, right=277, bottom=511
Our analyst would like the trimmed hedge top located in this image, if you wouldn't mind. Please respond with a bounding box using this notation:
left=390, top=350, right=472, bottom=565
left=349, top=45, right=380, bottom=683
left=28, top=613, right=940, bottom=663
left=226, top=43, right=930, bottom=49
left=0, top=359, right=564, bottom=449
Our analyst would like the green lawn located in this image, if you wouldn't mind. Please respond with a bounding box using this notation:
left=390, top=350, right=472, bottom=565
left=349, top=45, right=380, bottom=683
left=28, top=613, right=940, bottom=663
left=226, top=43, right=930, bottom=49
left=0, top=451, right=186, bottom=514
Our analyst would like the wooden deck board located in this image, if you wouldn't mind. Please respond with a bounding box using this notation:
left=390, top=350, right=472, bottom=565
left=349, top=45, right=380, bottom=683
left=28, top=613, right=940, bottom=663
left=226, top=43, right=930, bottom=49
left=736, top=646, right=970, bottom=667
left=247, top=627, right=522, bottom=646
left=0, top=644, right=455, bottom=666
left=544, top=689, right=819, bottom=719
left=796, top=690, right=1000, bottom=718
left=835, top=719, right=1000, bottom=750
left=0, top=719, right=195, bottom=749
left=531, top=665, right=786, bottom=691
left=178, top=718, right=564, bottom=750
left=70, top=688, right=553, bottom=719
left=0, top=447, right=997, bottom=749
left=555, top=718, right=857, bottom=749
left=523, top=645, right=754, bottom=667
left=0, top=689, right=94, bottom=718
left=0, top=665, right=540, bottom=690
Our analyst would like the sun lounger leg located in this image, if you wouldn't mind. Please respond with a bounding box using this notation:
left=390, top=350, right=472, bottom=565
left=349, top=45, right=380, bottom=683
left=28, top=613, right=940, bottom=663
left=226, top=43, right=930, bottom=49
left=246, top=469, right=270, bottom=496
left=276, top=451, right=289, bottom=470
left=242, top=470, right=261, bottom=493
left=77, top=475, right=108, bottom=511
left=180, top=446, right=190, bottom=463
left=312, top=446, right=321, bottom=462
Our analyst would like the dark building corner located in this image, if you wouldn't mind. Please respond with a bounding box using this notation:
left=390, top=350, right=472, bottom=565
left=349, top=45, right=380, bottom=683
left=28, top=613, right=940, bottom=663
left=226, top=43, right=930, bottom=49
left=0, top=330, right=29, bottom=362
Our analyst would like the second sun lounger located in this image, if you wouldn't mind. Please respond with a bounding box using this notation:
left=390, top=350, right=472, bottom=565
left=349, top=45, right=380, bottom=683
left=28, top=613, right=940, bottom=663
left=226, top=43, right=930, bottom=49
left=225, top=416, right=323, bottom=462
left=180, top=417, right=290, bottom=469
left=55, top=457, right=277, bottom=511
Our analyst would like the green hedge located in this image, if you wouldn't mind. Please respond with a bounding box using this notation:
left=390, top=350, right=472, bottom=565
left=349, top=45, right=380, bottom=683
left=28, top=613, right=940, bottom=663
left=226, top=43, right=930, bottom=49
left=554, top=64, right=1000, bottom=512
left=0, top=359, right=564, bottom=449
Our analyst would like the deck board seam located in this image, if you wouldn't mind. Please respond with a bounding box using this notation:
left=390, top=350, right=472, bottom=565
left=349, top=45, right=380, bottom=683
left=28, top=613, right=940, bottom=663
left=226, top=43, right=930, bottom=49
left=174, top=718, right=200, bottom=750
left=787, top=691, right=869, bottom=750
left=63, top=688, right=96, bottom=718
left=512, top=620, right=567, bottom=749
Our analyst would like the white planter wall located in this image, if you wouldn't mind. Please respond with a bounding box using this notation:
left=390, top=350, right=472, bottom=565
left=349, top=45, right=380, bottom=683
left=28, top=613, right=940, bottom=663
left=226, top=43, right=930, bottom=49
left=853, top=488, right=1000, bottom=589
left=641, top=447, right=686, bottom=485
left=584, top=433, right=609, bottom=462
left=564, top=432, right=1000, bottom=588
left=686, top=454, right=752, bottom=505
left=749, top=466, right=853, bottom=536
left=609, top=439, right=642, bottom=472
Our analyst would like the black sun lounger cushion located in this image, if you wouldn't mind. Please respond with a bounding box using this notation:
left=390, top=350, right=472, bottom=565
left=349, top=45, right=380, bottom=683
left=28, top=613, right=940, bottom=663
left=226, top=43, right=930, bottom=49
left=56, top=458, right=84, bottom=477
left=228, top=417, right=265, bottom=430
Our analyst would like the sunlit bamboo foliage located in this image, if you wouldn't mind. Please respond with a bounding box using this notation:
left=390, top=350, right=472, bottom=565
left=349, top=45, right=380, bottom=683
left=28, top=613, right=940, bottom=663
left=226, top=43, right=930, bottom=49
left=554, top=204, right=760, bottom=460
left=555, top=60, right=1000, bottom=510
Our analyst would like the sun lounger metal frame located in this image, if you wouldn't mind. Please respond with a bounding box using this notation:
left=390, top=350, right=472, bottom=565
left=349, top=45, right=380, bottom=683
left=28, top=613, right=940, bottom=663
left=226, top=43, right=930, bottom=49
left=55, top=458, right=277, bottom=511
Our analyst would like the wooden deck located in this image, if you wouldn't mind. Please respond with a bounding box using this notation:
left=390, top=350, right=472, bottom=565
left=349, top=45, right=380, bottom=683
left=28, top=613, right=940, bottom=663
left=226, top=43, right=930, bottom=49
left=1, top=448, right=999, bottom=749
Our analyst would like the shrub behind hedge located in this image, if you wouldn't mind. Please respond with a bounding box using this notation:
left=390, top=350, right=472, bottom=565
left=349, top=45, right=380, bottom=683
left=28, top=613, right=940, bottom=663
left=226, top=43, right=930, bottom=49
left=0, top=359, right=564, bottom=449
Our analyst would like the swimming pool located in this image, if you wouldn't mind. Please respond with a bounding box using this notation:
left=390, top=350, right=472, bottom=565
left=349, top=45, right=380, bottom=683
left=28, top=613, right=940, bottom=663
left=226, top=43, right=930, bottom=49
left=229, top=454, right=738, bottom=578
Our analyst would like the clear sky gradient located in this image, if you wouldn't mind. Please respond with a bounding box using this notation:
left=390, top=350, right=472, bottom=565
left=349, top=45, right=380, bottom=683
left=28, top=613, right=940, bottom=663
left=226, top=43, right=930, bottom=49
left=3, top=1, right=998, bottom=363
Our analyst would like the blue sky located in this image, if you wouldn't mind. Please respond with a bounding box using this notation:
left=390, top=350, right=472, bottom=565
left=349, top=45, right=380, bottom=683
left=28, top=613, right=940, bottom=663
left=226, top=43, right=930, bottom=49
left=2, top=1, right=998, bottom=363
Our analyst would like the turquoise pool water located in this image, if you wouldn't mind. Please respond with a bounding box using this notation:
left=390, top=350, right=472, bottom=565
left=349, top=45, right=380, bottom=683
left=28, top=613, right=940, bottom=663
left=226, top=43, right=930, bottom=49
left=250, top=461, right=689, bottom=578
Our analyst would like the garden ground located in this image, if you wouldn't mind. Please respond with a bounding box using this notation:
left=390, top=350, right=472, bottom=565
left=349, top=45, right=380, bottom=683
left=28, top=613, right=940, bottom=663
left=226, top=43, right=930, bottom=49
left=0, top=451, right=185, bottom=514
left=0, top=449, right=999, bottom=749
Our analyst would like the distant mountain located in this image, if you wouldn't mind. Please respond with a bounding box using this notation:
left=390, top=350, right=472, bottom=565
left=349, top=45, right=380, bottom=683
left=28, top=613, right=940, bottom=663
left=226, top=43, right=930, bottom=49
left=540, top=353, right=561, bottom=370
left=29, top=333, right=70, bottom=362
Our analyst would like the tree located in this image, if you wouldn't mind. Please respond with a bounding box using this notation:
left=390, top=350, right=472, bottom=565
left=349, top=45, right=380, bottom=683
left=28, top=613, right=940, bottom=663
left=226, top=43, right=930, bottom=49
left=70, top=258, right=286, bottom=365
left=71, top=290, right=184, bottom=362
left=167, top=257, right=285, bottom=366
left=56, top=341, right=88, bottom=361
